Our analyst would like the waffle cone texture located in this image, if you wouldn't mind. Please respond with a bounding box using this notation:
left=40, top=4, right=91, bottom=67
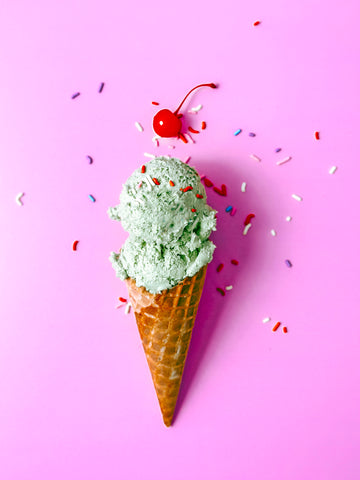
left=125, top=265, right=207, bottom=427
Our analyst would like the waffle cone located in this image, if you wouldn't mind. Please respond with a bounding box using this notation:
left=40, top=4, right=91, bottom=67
left=125, top=265, right=207, bottom=427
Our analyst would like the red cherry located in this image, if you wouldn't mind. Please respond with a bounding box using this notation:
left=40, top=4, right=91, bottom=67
left=152, top=83, right=217, bottom=138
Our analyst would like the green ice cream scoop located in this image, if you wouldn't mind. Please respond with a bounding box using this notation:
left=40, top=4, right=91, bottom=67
left=108, top=156, right=217, bottom=293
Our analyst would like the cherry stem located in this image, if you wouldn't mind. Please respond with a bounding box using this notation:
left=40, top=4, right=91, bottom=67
left=173, top=83, right=217, bottom=116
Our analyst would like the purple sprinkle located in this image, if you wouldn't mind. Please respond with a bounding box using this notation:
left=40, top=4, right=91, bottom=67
left=285, top=259, right=292, bottom=268
left=99, top=82, right=105, bottom=93
left=249, top=132, right=256, bottom=137
left=87, top=155, right=93, bottom=164
left=71, top=92, right=80, bottom=99
left=230, top=207, right=237, bottom=216
left=275, top=148, right=282, bottom=153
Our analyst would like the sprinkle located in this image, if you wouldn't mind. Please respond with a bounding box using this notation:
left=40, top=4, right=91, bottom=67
left=216, top=287, right=225, bottom=296
left=315, top=131, right=320, bottom=140
left=225, top=206, right=233, bottom=212
left=200, top=175, right=206, bottom=180
left=196, top=194, right=203, bottom=199
left=253, top=20, right=261, bottom=26
left=217, top=263, right=224, bottom=272
left=329, top=166, right=337, bottom=175
left=72, top=240, right=79, bottom=251
left=87, top=155, right=93, bottom=164
left=213, top=184, right=227, bottom=196
left=152, top=136, right=160, bottom=147
left=141, top=165, right=146, bottom=173
left=119, top=297, right=127, bottom=302
left=168, top=144, right=175, bottom=149
left=201, top=121, right=206, bottom=130
left=169, top=180, right=175, bottom=187
left=144, top=153, right=155, bottom=158
left=191, top=208, right=197, bottom=212
left=272, top=322, right=281, bottom=332
left=241, top=182, right=247, bottom=193
left=152, top=177, right=160, bottom=185
left=185, top=133, right=195, bottom=144
left=234, top=128, right=242, bottom=136
left=89, top=194, right=96, bottom=202
left=183, top=186, right=193, bottom=193
left=250, top=154, right=261, bottom=162
left=124, top=303, right=132, bottom=315
left=244, top=213, right=255, bottom=225
left=292, top=194, right=302, bottom=202
left=188, top=126, right=200, bottom=134
left=231, top=259, right=239, bottom=265
left=204, top=178, right=214, bottom=187
left=285, top=259, right=292, bottom=268
left=275, top=148, right=282, bottom=153
left=116, top=304, right=125, bottom=309
left=286, top=216, right=292, bottom=222
left=15, top=192, right=24, bottom=206
left=262, top=317, right=271, bottom=323
left=152, top=101, right=159, bottom=105
left=179, top=133, right=188, bottom=143
left=71, top=92, right=80, bottom=99
left=276, top=156, right=292, bottom=166
left=135, top=121, right=144, bottom=132
left=243, top=223, right=252, bottom=235
left=270, top=229, right=277, bottom=236
left=249, top=132, right=256, bottom=137
left=225, top=285, right=233, bottom=290
left=99, top=82, right=105, bottom=93
left=144, top=175, right=153, bottom=190
left=283, top=326, right=288, bottom=333
left=191, top=104, right=203, bottom=112
left=230, top=207, right=237, bottom=216
left=184, top=156, right=191, bottom=164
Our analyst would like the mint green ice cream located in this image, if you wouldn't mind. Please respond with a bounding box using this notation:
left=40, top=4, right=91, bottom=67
left=108, top=156, right=217, bottom=293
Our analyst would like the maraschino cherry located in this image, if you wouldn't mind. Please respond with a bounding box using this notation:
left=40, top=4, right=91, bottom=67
left=153, top=83, right=217, bottom=138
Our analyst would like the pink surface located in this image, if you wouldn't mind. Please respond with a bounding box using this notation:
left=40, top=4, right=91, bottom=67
left=1, top=1, right=360, bottom=479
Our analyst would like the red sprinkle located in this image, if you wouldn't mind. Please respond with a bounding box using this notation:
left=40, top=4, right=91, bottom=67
left=169, top=180, right=175, bottom=187
left=179, top=133, right=188, bottom=143
left=283, top=326, right=288, bottom=333
left=272, top=322, right=281, bottom=332
left=231, top=259, right=239, bottom=265
left=204, top=178, right=214, bottom=187
left=141, top=165, right=146, bottom=173
left=201, top=121, right=206, bottom=130
left=213, top=184, right=227, bottom=196
left=253, top=20, right=261, bottom=26
left=315, top=131, right=320, bottom=140
left=183, top=186, right=193, bottom=192
left=119, top=297, right=127, bottom=302
left=191, top=208, right=197, bottom=212
left=216, top=288, right=225, bottom=296
left=153, top=178, right=160, bottom=185
left=152, top=101, right=159, bottom=105
left=188, top=126, right=200, bottom=134
left=217, top=263, right=224, bottom=272
left=72, top=240, right=79, bottom=251
left=244, top=213, right=255, bottom=226
left=196, top=194, right=203, bottom=199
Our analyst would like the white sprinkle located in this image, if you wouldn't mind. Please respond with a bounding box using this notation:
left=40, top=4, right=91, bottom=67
left=116, top=303, right=125, bottom=309
left=292, top=194, right=303, bottom=202
left=152, top=136, right=160, bottom=147
left=241, top=182, right=247, bottom=193
left=286, top=216, right=292, bottom=222
left=16, top=192, right=24, bottom=206
left=276, top=156, right=292, bottom=166
left=250, top=154, right=261, bottom=162
left=225, top=285, right=233, bottom=290
left=135, top=121, right=144, bottom=132
left=168, top=145, right=175, bottom=149
left=184, top=156, right=191, bottom=164
left=144, top=152, right=155, bottom=159
left=187, top=110, right=197, bottom=115
left=144, top=175, right=153, bottom=190
left=262, top=317, right=271, bottom=323
left=329, top=166, right=337, bottom=175
left=185, top=133, right=195, bottom=144
left=191, top=104, right=203, bottom=112
left=243, top=223, right=252, bottom=235
left=124, top=303, right=131, bottom=315
left=270, top=229, right=277, bottom=236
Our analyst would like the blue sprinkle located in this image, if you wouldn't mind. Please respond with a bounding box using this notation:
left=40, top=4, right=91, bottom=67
left=234, top=129, right=242, bottom=136
left=89, top=194, right=96, bottom=202
left=87, top=155, right=93, bottom=164
left=249, top=132, right=256, bottom=137
left=225, top=206, right=233, bottom=212
left=275, top=147, right=282, bottom=153
left=285, top=259, right=292, bottom=268
left=71, top=92, right=80, bottom=99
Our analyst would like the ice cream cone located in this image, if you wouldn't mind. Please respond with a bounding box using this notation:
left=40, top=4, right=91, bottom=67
left=125, top=265, right=207, bottom=427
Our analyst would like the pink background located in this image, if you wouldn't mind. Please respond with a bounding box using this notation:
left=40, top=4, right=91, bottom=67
left=1, top=0, right=359, bottom=479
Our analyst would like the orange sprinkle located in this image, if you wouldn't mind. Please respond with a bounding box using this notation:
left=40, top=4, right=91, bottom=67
left=315, top=131, right=320, bottom=140
left=283, top=326, right=288, bottom=333
left=191, top=208, right=197, bottom=212
left=152, top=101, right=159, bottom=105
left=72, top=240, right=79, bottom=251
left=201, top=121, right=206, bottom=130
left=272, top=322, right=281, bottom=332
left=183, top=186, right=193, bottom=192
left=253, top=20, right=261, bottom=26
left=119, top=297, right=127, bottom=302
left=169, top=180, right=175, bottom=187
left=152, top=178, right=160, bottom=185
left=217, top=263, right=224, bottom=272
left=141, top=165, right=146, bottom=173
left=188, top=126, right=200, bottom=134
left=204, top=178, right=213, bottom=187
left=179, top=133, right=188, bottom=143
left=196, top=194, right=203, bottom=199
left=216, top=287, right=225, bottom=296
left=231, top=259, right=239, bottom=265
